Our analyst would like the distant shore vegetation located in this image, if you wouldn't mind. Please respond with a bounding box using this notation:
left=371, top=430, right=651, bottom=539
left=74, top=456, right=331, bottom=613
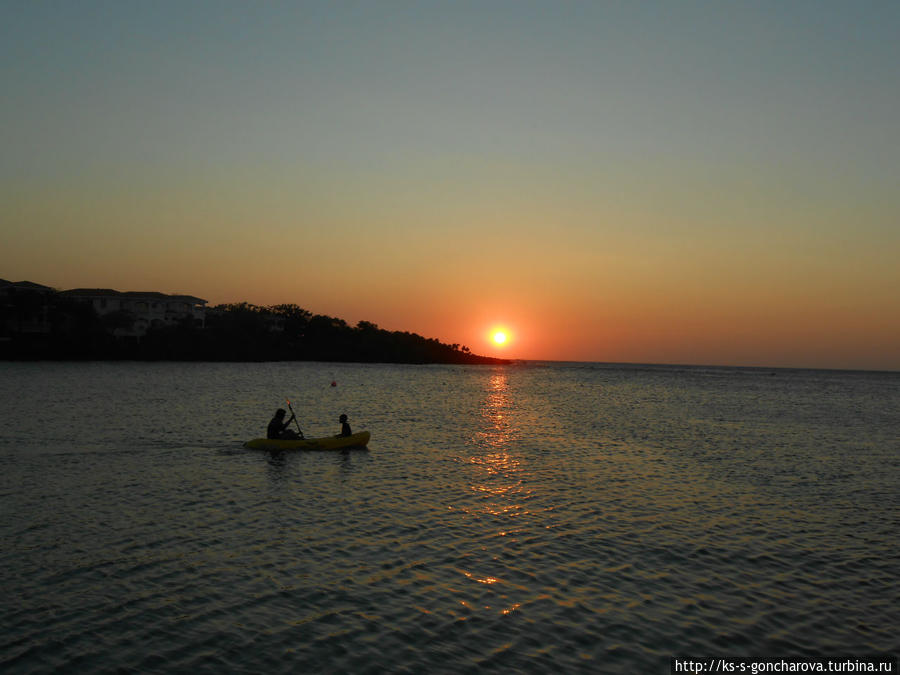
left=0, top=289, right=509, bottom=365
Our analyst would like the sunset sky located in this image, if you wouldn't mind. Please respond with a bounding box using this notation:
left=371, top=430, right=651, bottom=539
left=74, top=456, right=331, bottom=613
left=3, top=2, right=898, bottom=370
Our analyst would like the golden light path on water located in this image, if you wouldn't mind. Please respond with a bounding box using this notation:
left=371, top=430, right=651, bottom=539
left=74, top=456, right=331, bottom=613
left=458, top=372, right=536, bottom=618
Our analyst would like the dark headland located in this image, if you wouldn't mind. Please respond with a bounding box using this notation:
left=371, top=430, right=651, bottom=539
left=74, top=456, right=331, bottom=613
left=0, top=281, right=510, bottom=365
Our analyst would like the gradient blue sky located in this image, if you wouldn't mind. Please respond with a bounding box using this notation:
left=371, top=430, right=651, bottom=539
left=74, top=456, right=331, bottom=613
left=3, top=1, right=898, bottom=369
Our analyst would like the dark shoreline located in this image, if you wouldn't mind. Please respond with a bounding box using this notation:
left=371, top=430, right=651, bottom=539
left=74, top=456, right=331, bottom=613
left=1, top=290, right=511, bottom=365
left=0, top=351, right=512, bottom=366
left=0, top=334, right=511, bottom=365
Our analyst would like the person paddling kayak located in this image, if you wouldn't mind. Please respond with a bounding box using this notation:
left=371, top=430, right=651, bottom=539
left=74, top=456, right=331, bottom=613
left=337, top=413, right=352, bottom=437
left=268, top=408, right=303, bottom=440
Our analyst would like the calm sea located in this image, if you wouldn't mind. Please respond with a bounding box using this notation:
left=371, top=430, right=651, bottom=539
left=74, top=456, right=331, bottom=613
left=1, top=361, right=898, bottom=673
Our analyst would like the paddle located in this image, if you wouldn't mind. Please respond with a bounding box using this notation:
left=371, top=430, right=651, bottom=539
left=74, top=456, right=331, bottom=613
left=285, top=399, right=305, bottom=439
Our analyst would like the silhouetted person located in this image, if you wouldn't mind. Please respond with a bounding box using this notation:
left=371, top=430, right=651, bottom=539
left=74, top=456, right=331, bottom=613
left=268, top=408, right=302, bottom=440
left=338, top=413, right=352, bottom=437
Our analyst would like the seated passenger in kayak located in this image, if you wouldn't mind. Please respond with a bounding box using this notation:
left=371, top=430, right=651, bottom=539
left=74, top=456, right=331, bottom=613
left=268, top=408, right=302, bottom=440
left=337, top=413, right=352, bottom=437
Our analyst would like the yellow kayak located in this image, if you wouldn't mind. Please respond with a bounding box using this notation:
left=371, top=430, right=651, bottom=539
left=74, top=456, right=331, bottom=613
left=243, top=431, right=370, bottom=451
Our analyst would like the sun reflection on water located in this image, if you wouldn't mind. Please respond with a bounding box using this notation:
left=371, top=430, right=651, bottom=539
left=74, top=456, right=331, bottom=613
left=474, top=373, right=517, bottom=450
left=462, top=570, right=500, bottom=585
left=466, top=372, right=531, bottom=514
left=458, top=370, right=537, bottom=616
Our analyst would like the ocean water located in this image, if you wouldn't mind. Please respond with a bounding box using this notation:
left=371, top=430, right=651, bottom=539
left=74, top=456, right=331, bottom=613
left=1, top=361, right=898, bottom=673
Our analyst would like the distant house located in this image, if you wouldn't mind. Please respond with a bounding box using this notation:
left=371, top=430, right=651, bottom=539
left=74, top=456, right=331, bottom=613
left=0, top=280, right=56, bottom=294
left=0, top=280, right=56, bottom=335
left=60, top=289, right=207, bottom=337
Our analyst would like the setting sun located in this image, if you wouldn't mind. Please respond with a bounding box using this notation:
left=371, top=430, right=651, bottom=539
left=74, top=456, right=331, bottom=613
left=485, top=323, right=516, bottom=351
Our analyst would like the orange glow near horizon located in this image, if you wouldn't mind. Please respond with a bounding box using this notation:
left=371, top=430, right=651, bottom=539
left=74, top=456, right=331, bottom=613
left=492, top=331, right=508, bottom=346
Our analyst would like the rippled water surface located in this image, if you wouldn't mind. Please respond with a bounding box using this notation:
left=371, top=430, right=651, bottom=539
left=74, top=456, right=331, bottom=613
left=2, top=361, right=898, bottom=673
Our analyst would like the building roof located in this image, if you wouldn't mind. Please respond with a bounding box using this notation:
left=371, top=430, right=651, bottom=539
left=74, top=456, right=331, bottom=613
left=60, top=288, right=207, bottom=304
left=0, top=280, right=56, bottom=292
left=61, top=288, right=124, bottom=297
left=123, top=291, right=207, bottom=304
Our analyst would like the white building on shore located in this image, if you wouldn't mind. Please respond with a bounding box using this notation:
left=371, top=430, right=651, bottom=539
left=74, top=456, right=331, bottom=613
left=60, top=289, right=207, bottom=337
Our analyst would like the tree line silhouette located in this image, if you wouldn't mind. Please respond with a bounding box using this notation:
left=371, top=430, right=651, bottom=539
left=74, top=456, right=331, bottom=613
left=0, top=290, right=509, bottom=364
